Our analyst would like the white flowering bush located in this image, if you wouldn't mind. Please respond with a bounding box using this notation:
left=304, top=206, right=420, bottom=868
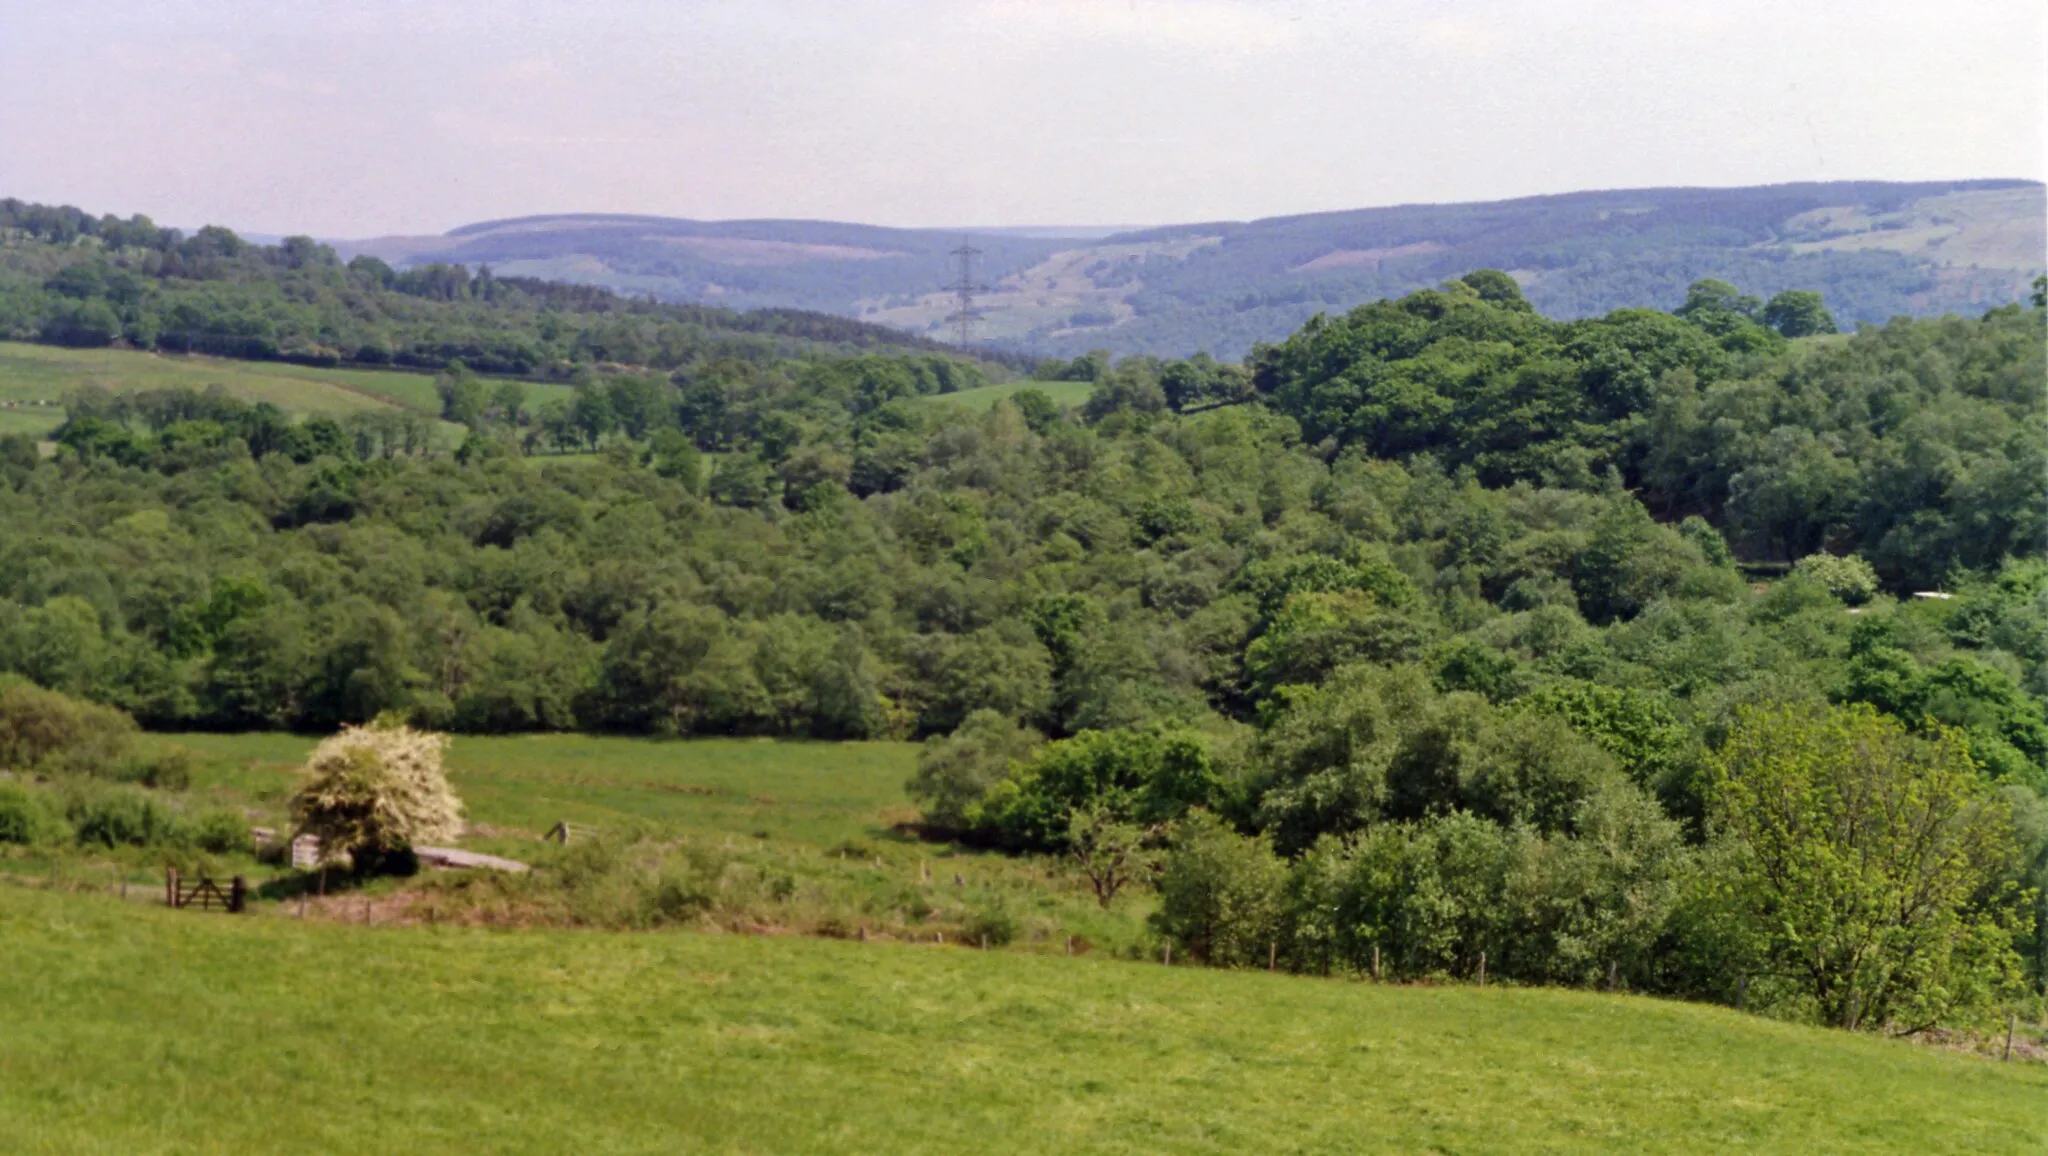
left=290, top=723, right=463, bottom=865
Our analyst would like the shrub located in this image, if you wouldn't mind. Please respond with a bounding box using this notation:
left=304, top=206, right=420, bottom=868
left=0, top=783, right=50, bottom=844
left=290, top=722, right=463, bottom=867
left=188, top=810, right=253, bottom=856
left=644, top=858, right=718, bottom=923
left=1153, top=811, right=1286, bottom=967
left=982, top=725, right=1220, bottom=852
left=0, top=681, right=138, bottom=775
left=1791, top=552, right=1880, bottom=605
left=68, top=788, right=181, bottom=848
left=962, top=898, right=1019, bottom=947
left=112, top=747, right=196, bottom=791
left=536, top=836, right=726, bottom=929
left=906, top=710, right=1041, bottom=832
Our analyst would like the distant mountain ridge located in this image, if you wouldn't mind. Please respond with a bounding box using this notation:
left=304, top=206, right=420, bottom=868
left=342, top=180, right=2046, bottom=360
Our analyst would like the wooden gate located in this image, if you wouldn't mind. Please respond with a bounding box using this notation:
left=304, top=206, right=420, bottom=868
left=165, top=867, right=247, bottom=913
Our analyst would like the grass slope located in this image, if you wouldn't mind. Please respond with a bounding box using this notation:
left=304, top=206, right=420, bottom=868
left=0, top=341, right=576, bottom=437
left=3, top=884, right=2043, bottom=1154
left=924, top=379, right=1094, bottom=412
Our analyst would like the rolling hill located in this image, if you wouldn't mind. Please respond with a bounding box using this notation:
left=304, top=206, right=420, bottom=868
left=344, top=180, right=2046, bottom=360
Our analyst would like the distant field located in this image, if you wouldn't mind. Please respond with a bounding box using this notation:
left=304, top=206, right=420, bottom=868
left=0, top=403, right=62, bottom=437
left=927, top=379, right=1093, bottom=412
left=3, top=884, right=2042, bottom=1154
left=165, top=732, right=921, bottom=849
left=0, top=342, right=576, bottom=435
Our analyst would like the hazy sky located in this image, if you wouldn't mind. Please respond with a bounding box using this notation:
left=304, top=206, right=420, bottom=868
left=1, top=0, right=2041, bottom=237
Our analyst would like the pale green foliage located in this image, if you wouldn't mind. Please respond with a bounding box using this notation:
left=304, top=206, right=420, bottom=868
left=0, top=679, right=136, bottom=774
left=1709, top=703, right=2025, bottom=1030
left=290, top=722, right=464, bottom=861
left=1066, top=803, right=1159, bottom=909
left=1790, top=552, right=1879, bottom=605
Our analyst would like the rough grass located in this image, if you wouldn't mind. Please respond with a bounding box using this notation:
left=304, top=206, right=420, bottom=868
left=160, top=732, right=923, bottom=847
left=0, top=340, right=576, bottom=426
left=2, top=883, right=2042, bottom=1155
left=0, top=403, right=62, bottom=437
left=925, top=378, right=1094, bottom=412
left=123, top=733, right=1149, bottom=952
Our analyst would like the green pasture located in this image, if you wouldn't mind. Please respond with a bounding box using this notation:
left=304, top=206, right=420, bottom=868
left=13, top=732, right=1146, bottom=952
left=0, top=341, right=576, bottom=426
left=2, top=884, right=2042, bottom=1154
left=161, top=732, right=922, bottom=848
left=0, top=403, right=62, bottom=437
left=926, top=378, right=1094, bottom=412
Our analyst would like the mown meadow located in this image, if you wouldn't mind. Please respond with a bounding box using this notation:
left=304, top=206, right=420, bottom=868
left=3, top=882, right=2044, bottom=1155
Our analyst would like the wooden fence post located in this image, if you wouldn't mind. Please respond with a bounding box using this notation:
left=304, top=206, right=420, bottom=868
left=2005, top=1012, right=2017, bottom=1062
left=1477, top=952, right=1486, bottom=988
left=1268, top=941, right=1277, bottom=972
left=166, top=866, right=178, bottom=908
left=1372, top=945, right=1381, bottom=981
left=1163, top=941, right=1172, bottom=967
left=1065, top=935, right=1073, bottom=957
left=228, top=876, right=246, bottom=914
left=1736, top=973, right=1748, bottom=1011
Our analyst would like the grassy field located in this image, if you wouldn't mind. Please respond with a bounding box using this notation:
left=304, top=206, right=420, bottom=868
left=163, top=732, right=922, bottom=848
left=0, top=341, right=577, bottom=436
left=927, top=378, right=1094, bottom=412
left=4, top=731, right=2046, bottom=1150
left=91, top=732, right=1146, bottom=954
left=2, top=882, right=2043, bottom=1154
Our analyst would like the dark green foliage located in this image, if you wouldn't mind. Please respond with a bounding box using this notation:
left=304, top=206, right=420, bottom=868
left=906, top=710, right=1043, bottom=832
left=188, top=809, right=253, bottom=856
left=981, top=727, right=1219, bottom=851
left=1153, top=811, right=1287, bottom=966
left=1762, top=290, right=1837, bottom=337
left=1511, top=680, right=1693, bottom=797
left=66, top=787, right=181, bottom=849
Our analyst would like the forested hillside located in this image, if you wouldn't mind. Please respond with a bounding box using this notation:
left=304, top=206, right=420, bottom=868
left=0, top=198, right=1026, bottom=377
left=0, top=240, right=2042, bottom=1031
left=343, top=180, right=2046, bottom=359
